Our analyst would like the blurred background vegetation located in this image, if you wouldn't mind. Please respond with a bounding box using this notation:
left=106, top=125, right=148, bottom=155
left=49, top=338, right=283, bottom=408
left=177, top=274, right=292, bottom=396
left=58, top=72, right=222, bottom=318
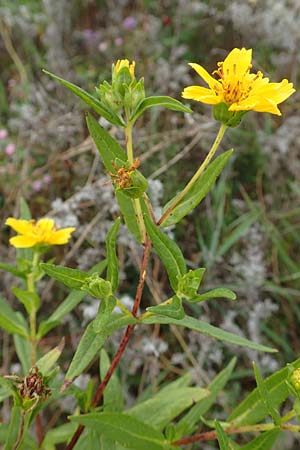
left=0, top=1, right=299, bottom=448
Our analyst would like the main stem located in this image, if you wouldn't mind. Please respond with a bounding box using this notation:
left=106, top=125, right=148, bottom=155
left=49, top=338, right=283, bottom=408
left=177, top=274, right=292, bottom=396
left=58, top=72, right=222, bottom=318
left=158, top=122, right=227, bottom=226
left=125, top=122, right=146, bottom=243
left=27, top=251, right=39, bottom=367
left=66, top=238, right=152, bottom=450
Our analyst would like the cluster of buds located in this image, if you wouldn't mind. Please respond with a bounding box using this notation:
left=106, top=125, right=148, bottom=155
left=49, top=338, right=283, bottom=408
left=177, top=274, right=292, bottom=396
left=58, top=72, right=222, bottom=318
left=96, top=59, right=145, bottom=122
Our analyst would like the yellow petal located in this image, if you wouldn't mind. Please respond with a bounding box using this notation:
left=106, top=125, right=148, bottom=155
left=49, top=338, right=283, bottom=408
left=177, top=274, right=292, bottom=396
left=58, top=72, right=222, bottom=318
left=222, top=48, right=252, bottom=78
left=188, top=63, right=221, bottom=90
left=5, top=218, right=34, bottom=234
left=9, top=235, right=39, bottom=248
left=37, top=218, right=55, bottom=231
left=48, top=228, right=76, bottom=245
left=182, top=86, right=220, bottom=104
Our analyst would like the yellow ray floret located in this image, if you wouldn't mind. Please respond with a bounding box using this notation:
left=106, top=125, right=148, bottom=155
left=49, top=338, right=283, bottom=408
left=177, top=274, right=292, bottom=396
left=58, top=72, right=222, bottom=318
left=182, top=48, right=295, bottom=116
left=6, top=217, right=75, bottom=248
left=114, top=59, right=135, bottom=77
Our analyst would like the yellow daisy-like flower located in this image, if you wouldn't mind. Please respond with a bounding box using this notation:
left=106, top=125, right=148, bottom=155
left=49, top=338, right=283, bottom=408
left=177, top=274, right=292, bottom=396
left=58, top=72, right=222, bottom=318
left=114, top=59, right=135, bottom=78
left=182, top=48, right=295, bottom=116
left=5, top=217, right=75, bottom=248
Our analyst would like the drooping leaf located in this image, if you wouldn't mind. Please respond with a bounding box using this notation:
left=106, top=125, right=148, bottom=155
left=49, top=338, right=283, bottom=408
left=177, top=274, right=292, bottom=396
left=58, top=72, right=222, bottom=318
left=146, top=296, right=185, bottom=319
left=229, top=359, right=300, bottom=426
left=100, top=349, right=124, bottom=412
left=131, top=96, right=192, bottom=123
left=106, top=218, right=120, bottom=292
left=0, top=297, right=28, bottom=337
left=142, top=315, right=277, bottom=353
left=144, top=216, right=186, bottom=291
left=69, top=412, right=169, bottom=450
left=40, top=263, right=89, bottom=290
left=43, top=70, right=124, bottom=127
left=161, top=150, right=233, bottom=227
left=175, top=357, right=236, bottom=438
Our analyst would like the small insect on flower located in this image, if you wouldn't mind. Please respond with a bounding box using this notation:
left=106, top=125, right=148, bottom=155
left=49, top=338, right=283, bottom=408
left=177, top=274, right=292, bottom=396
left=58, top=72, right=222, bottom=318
left=182, top=48, right=295, bottom=117
left=5, top=217, right=75, bottom=248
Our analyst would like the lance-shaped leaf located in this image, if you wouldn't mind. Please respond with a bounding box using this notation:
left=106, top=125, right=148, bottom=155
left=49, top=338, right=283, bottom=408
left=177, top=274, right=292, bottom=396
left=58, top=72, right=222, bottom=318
left=229, top=358, right=300, bottom=426
left=36, top=338, right=65, bottom=375
left=40, top=263, right=89, bottom=290
left=43, top=70, right=124, bottom=127
left=0, top=261, right=26, bottom=279
left=144, top=216, right=186, bottom=291
left=14, top=335, right=31, bottom=374
left=161, top=149, right=233, bottom=227
left=0, top=297, right=28, bottom=337
left=11, top=287, right=40, bottom=314
left=253, top=362, right=281, bottom=425
left=130, top=96, right=192, bottom=123
left=188, top=287, right=236, bottom=303
left=106, top=218, right=120, bottom=292
left=146, top=295, right=185, bottom=320
left=175, top=357, right=236, bottom=438
left=65, top=315, right=138, bottom=382
left=86, top=113, right=126, bottom=173
left=215, top=421, right=230, bottom=450
left=240, top=429, right=281, bottom=450
left=93, top=296, right=117, bottom=333
left=115, top=191, right=142, bottom=242
left=69, top=412, right=169, bottom=450
left=142, top=315, right=277, bottom=353
left=100, top=349, right=124, bottom=412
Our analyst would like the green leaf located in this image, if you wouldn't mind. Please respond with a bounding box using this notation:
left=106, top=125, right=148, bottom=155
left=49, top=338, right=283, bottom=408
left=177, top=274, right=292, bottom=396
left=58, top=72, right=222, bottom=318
left=215, top=421, right=230, bottom=450
left=131, top=96, right=192, bottom=123
left=37, top=320, right=60, bottom=339
left=4, top=406, right=29, bottom=450
left=253, top=362, right=281, bottom=425
left=93, top=296, right=117, bottom=333
left=69, top=412, right=169, bottom=450
left=161, top=149, right=233, bottom=227
left=146, top=296, right=185, bottom=319
left=0, top=261, right=26, bottom=279
left=116, top=191, right=142, bottom=242
left=43, top=70, right=124, bottom=127
left=100, top=349, right=124, bottom=412
left=240, top=429, right=281, bottom=450
left=142, top=315, right=277, bottom=353
left=14, top=334, right=31, bottom=374
left=177, top=268, right=206, bottom=299
left=65, top=315, right=138, bottom=382
left=144, top=216, right=186, bottom=291
left=36, top=339, right=65, bottom=375
left=40, top=263, right=89, bottom=290
left=11, top=287, right=40, bottom=314
left=189, top=287, right=237, bottom=303
left=127, top=386, right=208, bottom=431
left=0, top=297, right=28, bottom=337
left=175, top=357, right=236, bottom=438
left=106, top=218, right=120, bottom=292
left=229, top=359, right=300, bottom=426
left=42, top=423, right=77, bottom=448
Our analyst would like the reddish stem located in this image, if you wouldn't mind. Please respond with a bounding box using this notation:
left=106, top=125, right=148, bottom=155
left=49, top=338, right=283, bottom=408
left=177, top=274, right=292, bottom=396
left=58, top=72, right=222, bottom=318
left=36, top=413, right=43, bottom=447
left=66, top=238, right=151, bottom=450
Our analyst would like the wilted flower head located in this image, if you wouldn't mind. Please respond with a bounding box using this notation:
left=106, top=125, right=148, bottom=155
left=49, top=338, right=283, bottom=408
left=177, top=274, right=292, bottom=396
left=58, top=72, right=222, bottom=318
left=6, top=217, right=75, bottom=248
left=182, top=48, right=295, bottom=117
left=114, top=59, right=135, bottom=78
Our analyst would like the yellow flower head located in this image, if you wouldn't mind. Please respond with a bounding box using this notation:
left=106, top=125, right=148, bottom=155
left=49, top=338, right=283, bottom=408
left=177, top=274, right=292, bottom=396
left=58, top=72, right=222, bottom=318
left=6, top=217, right=75, bottom=248
left=182, top=48, right=295, bottom=116
left=114, top=59, right=135, bottom=78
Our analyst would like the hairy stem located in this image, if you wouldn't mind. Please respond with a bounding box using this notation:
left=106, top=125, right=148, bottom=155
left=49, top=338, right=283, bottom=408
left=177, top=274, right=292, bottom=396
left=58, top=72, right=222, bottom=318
left=66, top=238, right=152, bottom=450
left=158, top=122, right=227, bottom=226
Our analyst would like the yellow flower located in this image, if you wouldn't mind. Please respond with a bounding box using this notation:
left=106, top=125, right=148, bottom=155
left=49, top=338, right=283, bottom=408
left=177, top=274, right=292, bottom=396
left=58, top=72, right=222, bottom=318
left=182, top=48, right=295, bottom=116
left=114, top=59, right=135, bottom=78
left=5, top=217, right=75, bottom=248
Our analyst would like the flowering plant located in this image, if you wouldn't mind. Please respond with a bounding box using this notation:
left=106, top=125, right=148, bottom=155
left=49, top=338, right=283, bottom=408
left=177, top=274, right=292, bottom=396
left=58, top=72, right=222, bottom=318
left=0, top=50, right=298, bottom=450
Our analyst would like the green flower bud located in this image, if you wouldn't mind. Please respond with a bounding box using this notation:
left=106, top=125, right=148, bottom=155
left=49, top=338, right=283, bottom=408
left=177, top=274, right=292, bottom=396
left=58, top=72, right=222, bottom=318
left=82, top=274, right=112, bottom=299
left=213, top=102, right=246, bottom=127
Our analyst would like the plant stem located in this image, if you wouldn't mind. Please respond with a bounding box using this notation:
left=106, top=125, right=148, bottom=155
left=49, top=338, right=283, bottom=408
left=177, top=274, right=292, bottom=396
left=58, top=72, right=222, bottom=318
left=125, top=122, right=146, bottom=242
left=171, top=422, right=300, bottom=446
left=66, top=237, right=152, bottom=450
left=158, top=122, right=227, bottom=226
left=12, top=410, right=26, bottom=450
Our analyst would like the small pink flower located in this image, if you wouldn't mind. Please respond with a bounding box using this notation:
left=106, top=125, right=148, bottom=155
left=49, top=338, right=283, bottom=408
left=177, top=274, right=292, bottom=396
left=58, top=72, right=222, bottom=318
left=5, top=143, right=15, bottom=156
left=114, top=37, right=123, bottom=47
left=43, top=174, right=52, bottom=184
left=32, top=180, right=43, bottom=192
left=0, top=129, right=8, bottom=140
left=122, top=16, right=137, bottom=30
